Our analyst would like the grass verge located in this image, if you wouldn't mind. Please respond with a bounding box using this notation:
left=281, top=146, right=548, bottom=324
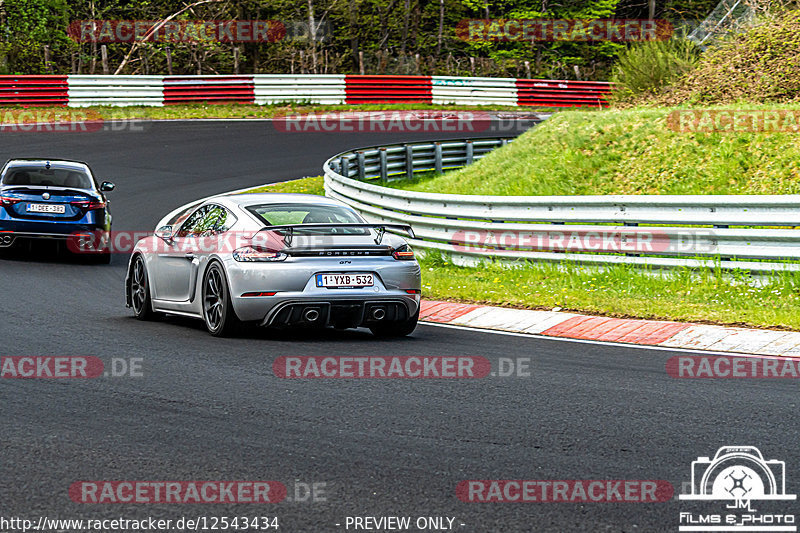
left=243, top=178, right=800, bottom=330
left=419, top=254, right=800, bottom=331
left=387, top=104, right=800, bottom=196
left=0, top=103, right=531, bottom=122
left=245, top=176, right=325, bottom=195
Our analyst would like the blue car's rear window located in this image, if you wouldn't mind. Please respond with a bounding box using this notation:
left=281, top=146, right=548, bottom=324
left=3, top=168, right=93, bottom=189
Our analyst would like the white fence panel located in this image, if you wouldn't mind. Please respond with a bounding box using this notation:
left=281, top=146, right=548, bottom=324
left=253, top=74, right=345, bottom=105
left=67, top=75, right=164, bottom=107
left=432, top=76, right=518, bottom=105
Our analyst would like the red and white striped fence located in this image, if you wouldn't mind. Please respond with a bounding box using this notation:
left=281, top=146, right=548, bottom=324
left=0, top=74, right=611, bottom=108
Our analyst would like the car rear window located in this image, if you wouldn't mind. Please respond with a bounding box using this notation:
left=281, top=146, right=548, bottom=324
left=3, top=168, right=93, bottom=189
left=246, top=203, right=368, bottom=235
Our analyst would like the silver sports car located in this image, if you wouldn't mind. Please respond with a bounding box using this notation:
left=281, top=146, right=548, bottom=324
left=125, top=193, right=421, bottom=337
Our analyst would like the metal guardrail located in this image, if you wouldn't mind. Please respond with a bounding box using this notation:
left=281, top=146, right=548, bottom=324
left=0, top=75, right=68, bottom=106
left=327, top=138, right=511, bottom=182
left=0, top=75, right=612, bottom=107
left=323, top=138, right=800, bottom=273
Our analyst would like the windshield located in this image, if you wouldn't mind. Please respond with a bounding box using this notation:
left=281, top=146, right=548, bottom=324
left=2, top=168, right=93, bottom=189
left=246, top=203, right=368, bottom=235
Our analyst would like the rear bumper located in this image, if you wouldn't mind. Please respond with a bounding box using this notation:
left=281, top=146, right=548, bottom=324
left=0, top=229, right=108, bottom=250
left=221, top=255, right=421, bottom=324
left=0, top=209, right=109, bottom=244
left=259, top=296, right=419, bottom=328
left=0, top=230, right=76, bottom=247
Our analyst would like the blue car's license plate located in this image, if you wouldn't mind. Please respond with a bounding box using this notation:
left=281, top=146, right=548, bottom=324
left=27, top=203, right=65, bottom=214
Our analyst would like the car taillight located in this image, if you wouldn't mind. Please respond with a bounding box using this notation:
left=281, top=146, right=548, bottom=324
left=71, top=199, right=106, bottom=210
left=0, top=196, right=22, bottom=207
left=392, top=244, right=415, bottom=260
left=241, top=291, right=278, bottom=297
left=232, top=246, right=288, bottom=262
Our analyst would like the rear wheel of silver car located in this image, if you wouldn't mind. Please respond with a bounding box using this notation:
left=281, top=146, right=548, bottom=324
left=130, top=255, right=155, bottom=320
left=203, top=262, right=240, bottom=337
left=369, top=308, right=419, bottom=338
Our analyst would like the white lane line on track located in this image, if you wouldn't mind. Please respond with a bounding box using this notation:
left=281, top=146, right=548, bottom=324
left=420, top=321, right=800, bottom=360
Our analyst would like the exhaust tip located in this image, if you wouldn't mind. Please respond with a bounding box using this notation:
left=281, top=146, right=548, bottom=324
left=371, top=307, right=386, bottom=321
left=304, top=308, right=320, bottom=322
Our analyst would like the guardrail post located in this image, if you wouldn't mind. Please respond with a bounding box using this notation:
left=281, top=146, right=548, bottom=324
left=466, top=140, right=474, bottom=165
left=623, top=223, right=640, bottom=256
left=357, top=151, right=366, bottom=181
left=434, top=142, right=443, bottom=174
left=501, top=139, right=509, bottom=147
left=713, top=225, right=731, bottom=261
left=405, top=144, right=414, bottom=180
left=341, top=155, right=351, bottom=178
left=379, top=147, right=388, bottom=182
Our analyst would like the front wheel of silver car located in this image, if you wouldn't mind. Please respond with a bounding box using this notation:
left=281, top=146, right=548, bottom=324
left=130, top=255, right=155, bottom=320
left=369, top=308, right=419, bottom=338
left=202, top=262, right=241, bottom=337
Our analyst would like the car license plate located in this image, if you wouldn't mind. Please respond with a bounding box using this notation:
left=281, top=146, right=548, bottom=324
left=27, top=203, right=65, bottom=214
left=316, top=273, right=374, bottom=288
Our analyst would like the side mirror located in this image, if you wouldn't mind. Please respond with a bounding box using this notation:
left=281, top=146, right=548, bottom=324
left=100, top=181, right=115, bottom=192
left=155, top=225, right=174, bottom=242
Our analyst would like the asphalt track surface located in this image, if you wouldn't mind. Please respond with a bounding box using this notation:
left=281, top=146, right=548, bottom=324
left=1, top=120, right=798, bottom=532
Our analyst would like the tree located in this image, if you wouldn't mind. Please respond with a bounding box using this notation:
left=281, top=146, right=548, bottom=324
left=1, top=0, right=71, bottom=73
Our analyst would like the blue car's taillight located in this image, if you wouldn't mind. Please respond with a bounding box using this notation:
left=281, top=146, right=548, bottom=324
left=70, top=199, right=105, bottom=210
left=0, top=196, right=22, bottom=207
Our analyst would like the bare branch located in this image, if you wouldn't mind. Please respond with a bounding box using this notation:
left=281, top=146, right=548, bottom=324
left=113, top=0, right=224, bottom=75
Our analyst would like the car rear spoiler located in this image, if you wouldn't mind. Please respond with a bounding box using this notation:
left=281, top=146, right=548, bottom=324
left=255, top=223, right=415, bottom=246
left=1, top=186, right=95, bottom=196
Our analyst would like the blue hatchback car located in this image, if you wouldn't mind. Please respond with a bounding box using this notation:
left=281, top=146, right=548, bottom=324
left=0, top=159, right=115, bottom=263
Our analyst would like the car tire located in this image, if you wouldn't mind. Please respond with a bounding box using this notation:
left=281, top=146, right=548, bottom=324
left=202, top=262, right=241, bottom=337
left=369, top=308, right=419, bottom=338
left=130, top=255, right=155, bottom=320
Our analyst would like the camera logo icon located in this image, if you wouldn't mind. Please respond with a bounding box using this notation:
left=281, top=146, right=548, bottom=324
left=680, top=446, right=796, bottom=502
